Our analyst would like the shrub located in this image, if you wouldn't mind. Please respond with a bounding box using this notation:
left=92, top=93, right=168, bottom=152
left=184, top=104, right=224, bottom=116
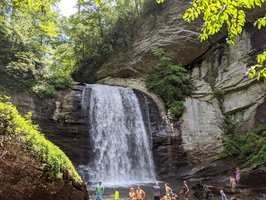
left=221, top=124, right=266, bottom=170
left=0, top=96, right=82, bottom=183
left=32, top=73, right=74, bottom=98
left=168, top=101, right=185, bottom=119
left=145, top=48, right=193, bottom=119
left=0, top=52, right=41, bottom=88
left=48, top=73, right=74, bottom=90
left=32, top=83, right=57, bottom=98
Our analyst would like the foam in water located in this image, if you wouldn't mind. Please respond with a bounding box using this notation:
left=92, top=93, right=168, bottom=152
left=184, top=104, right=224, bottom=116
left=79, top=84, right=156, bottom=186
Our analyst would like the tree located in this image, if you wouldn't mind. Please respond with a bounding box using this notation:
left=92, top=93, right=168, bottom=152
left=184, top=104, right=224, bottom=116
left=0, top=0, right=61, bottom=88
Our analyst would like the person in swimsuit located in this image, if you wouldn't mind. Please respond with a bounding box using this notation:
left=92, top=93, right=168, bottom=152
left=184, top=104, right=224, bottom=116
left=136, top=185, right=146, bottom=200
left=165, top=183, right=173, bottom=196
left=229, top=176, right=236, bottom=193
left=129, top=187, right=136, bottom=200
left=180, top=181, right=189, bottom=200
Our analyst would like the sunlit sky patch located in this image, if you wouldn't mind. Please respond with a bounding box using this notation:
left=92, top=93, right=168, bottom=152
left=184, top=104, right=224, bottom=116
left=58, top=0, right=77, bottom=17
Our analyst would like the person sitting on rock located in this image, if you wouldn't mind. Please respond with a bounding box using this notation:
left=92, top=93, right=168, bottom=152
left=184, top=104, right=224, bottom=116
left=171, top=192, right=178, bottom=200
left=160, top=193, right=171, bottom=200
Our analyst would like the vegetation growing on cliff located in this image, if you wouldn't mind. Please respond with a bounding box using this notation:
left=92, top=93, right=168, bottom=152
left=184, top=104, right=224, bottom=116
left=95, top=0, right=266, bottom=82
left=221, top=123, right=266, bottom=170
left=0, top=96, right=82, bottom=184
left=145, top=48, right=193, bottom=119
left=157, top=0, right=266, bottom=82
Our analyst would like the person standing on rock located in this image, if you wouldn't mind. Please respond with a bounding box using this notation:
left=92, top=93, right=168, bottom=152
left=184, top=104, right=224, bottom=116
left=180, top=181, right=189, bottom=200
left=153, top=182, right=161, bottom=200
left=235, top=167, right=241, bottom=183
left=220, top=190, right=227, bottom=200
left=96, top=181, right=104, bottom=200
left=136, top=185, right=146, bottom=200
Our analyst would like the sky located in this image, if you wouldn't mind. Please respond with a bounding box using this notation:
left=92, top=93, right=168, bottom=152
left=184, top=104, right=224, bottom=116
left=58, top=0, right=78, bottom=17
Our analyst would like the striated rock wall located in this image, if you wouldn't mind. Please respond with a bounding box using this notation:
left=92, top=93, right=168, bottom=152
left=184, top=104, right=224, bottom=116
left=181, top=28, right=266, bottom=172
left=96, top=0, right=224, bottom=79
left=96, top=11, right=266, bottom=176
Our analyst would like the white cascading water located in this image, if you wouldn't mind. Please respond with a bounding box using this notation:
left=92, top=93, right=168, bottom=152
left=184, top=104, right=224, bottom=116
left=79, top=84, right=156, bottom=186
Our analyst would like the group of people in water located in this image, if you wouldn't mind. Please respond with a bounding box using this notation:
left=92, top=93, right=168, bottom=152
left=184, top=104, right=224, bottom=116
left=95, top=167, right=241, bottom=200
left=95, top=181, right=189, bottom=200
left=128, top=181, right=189, bottom=200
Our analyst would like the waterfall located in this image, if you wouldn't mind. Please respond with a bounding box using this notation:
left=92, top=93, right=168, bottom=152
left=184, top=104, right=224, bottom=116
left=79, top=84, right=156, bottom=186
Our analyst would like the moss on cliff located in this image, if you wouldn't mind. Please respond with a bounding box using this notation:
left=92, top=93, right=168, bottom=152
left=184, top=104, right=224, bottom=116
left=0, top=96, right=82, bottom=184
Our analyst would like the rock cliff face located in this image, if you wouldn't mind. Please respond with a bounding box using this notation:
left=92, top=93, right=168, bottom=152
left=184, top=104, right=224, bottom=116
left=181, top=28, right=266, bottom=170
left=94, top=1, right=266, bottom=177
left=96, top=0, right=219, bottom=79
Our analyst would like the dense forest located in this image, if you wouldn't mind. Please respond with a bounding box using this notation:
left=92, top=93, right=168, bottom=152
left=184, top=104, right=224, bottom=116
left=0, top=0, right=161, bottom=97
left=0, top=0, right=265, bottom=97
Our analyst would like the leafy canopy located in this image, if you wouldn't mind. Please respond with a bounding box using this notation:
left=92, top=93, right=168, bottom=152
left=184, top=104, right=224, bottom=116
left=0, top=0, right=77, bottom=95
